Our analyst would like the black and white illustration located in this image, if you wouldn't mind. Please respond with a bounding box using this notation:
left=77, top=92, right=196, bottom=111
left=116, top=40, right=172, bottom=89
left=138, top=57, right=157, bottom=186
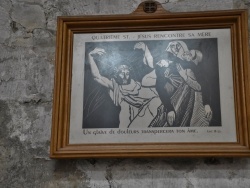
left=83, top=39, right=221, bottom=129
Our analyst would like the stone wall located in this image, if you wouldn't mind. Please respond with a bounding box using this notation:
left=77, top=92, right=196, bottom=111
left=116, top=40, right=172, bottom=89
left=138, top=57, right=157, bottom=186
left=0, top=0, right=250, bottom=187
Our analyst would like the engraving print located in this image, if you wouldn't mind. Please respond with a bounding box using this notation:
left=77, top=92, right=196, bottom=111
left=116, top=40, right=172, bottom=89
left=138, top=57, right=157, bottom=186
left=83, top=39, right=221, bottom=129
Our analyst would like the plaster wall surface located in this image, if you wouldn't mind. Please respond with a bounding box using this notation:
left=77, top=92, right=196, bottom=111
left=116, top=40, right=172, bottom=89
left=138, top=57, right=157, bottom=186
left=0, top=0, right=250, bottom=187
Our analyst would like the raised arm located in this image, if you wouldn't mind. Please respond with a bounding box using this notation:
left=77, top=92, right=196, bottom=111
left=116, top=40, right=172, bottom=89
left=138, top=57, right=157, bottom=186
left=134, top=42, right=154, bottom=68
left=89, top=48, right=113, bottom=89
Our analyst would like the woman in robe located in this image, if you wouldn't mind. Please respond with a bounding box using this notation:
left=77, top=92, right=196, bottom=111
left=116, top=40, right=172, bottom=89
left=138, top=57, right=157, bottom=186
left=134, top=41, right=210, bottom=127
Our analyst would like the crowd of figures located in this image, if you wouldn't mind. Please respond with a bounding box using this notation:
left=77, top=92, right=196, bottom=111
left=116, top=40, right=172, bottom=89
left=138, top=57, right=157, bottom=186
left=86, top=40, right=214, bottom=129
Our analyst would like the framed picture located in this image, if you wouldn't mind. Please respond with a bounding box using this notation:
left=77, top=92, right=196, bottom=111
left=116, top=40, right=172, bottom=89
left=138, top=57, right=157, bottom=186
left=50, top=2, right=250, bottom=158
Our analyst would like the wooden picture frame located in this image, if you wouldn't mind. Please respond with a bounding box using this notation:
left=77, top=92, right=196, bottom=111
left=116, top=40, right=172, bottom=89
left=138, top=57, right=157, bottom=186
left=50, top=2, right=250, bottom=158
